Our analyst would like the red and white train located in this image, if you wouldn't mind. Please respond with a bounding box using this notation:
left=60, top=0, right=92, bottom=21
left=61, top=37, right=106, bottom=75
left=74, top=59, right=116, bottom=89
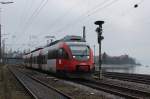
left=23, top=35, right=95, bottom=77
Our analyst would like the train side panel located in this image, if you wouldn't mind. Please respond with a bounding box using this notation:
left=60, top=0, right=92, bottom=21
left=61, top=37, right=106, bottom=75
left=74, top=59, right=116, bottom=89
left=23, top=37, right=95, bottom=77
left=47, top=59, right=56, bottom=72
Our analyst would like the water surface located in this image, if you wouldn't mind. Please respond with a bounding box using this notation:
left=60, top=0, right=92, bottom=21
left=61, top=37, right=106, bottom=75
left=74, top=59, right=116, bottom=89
left=95, top=64, right=150, bottom=75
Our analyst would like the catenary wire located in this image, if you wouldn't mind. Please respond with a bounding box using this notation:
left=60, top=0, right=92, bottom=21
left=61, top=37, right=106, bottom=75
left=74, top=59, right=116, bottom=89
left=52, top=0, right=119, bottom=35
left=21, top=0, right=48, bottom=35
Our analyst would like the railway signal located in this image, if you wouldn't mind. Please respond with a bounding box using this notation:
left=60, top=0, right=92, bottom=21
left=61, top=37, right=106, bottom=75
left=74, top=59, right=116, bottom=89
left=94, top=20, right=104, bottom=80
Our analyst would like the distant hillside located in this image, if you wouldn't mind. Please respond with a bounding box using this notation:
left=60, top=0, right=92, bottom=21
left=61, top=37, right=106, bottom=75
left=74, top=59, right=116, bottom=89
left=95, top=52, right=141, bottom=65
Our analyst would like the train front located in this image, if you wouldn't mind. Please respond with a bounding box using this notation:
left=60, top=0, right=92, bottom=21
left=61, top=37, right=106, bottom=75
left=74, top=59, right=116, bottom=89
left=68, top=43, right=94, bottom=73
left=62, top=36, right=95, bottom=76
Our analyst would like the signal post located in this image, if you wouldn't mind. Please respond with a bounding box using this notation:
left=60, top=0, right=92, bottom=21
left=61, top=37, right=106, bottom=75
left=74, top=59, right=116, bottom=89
left=94, top=21, right=104, bottom=80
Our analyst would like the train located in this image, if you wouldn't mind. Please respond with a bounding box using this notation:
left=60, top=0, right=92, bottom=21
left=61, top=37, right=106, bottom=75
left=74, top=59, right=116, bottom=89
left=23, top=35, right=95, bottom=78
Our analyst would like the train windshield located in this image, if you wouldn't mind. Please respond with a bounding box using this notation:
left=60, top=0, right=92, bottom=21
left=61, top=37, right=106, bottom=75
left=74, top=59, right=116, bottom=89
left=69, top=45, right=90, bottom=60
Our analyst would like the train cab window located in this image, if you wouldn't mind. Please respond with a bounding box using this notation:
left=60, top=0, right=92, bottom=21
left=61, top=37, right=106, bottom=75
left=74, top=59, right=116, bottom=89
left=69, top=45, right=90, bottom=61
left=58, top=49, right=63, bottom=57
left=58, top=49, right=68, bottom=59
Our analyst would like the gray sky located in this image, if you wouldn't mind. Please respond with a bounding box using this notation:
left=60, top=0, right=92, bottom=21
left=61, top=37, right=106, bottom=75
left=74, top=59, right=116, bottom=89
left=1, top=0, right=150, bottom=65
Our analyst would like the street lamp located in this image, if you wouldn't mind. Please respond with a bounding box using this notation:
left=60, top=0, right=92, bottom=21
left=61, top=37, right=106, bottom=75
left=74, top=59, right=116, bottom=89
left=0, top=1, right=14, bottom=64
left=94, top=20, right=104, bottom=80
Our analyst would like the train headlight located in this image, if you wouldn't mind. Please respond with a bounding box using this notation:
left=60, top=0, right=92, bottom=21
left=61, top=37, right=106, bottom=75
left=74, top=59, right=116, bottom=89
left=73, top=56, right=76, bottom=58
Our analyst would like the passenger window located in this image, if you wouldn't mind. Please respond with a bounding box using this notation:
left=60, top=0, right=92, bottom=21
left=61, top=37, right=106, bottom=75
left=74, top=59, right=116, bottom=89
left=58, top=49, right=63, bottom=57
left=48, top=51, right=51, bottom=59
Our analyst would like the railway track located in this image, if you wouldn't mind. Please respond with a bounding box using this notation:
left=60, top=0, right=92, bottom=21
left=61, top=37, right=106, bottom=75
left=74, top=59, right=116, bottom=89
left=101, top=72, right=150, bottom=85
left=9, top=66, right=150, bottom=98
left=74, top=78, right=150, bottom=99
left=20, top=67, right=150, bottom=98
left=8, top=66, right=72, bottom=99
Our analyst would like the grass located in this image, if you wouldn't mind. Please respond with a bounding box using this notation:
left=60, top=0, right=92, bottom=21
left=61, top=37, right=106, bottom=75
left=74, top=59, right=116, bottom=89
left=0, top=65, right=33, bottom=99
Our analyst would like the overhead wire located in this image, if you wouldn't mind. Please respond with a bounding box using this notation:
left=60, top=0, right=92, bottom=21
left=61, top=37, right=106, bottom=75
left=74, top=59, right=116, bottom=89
left=18, top=0, right=45, bottom=36
left=13, top=0, right=146, bottom=51
left=14, top=0, right=34, bottom=48
left=9, top=0, right=32, bottom=49
left=12, top=0, right=47, bottom=50
left=52, top=0, right=119, bottom=35
left=19, top=0, right=49, bottom=49
left=16, top=0, right=34, bottom=34
left=13, top=0, right=37, bottom=50
left=45, top=0, right=82, bottom=34
left=87, top=0, right=119, bottom=17
left=21, top=0, right=48, bottom=35
left=48, top=0, right=112, bottom=35
left=20, top=0, right=113, bottom=48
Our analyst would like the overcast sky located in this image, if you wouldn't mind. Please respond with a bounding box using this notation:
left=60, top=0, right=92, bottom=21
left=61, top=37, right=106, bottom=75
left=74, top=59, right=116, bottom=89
left=1, top=0, right=150, bottom=65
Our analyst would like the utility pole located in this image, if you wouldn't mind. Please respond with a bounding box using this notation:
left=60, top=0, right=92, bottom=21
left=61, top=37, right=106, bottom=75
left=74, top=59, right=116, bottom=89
left=0, top=1, right=14, bottom=64
left=83, top=26, right=86, bottom=41
left=2, top=39, right=5, bottom=64
left=0, top=24, right=1, bottom=63
left=94, top=45, right=96, bottom=65
left=94, top=20, right=104, bottom=80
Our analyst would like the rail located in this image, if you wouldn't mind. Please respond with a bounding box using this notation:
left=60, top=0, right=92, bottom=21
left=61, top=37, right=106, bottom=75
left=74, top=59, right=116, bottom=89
left=72, top=78, right=150, bottom=98
left=102, top=72, right=150, bottom=84
left=8, top=66, right=72, bottom=99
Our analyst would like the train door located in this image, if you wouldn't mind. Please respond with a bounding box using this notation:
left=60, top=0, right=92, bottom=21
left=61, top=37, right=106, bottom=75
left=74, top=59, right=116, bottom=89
left=57, top=48, right=69, bottom=72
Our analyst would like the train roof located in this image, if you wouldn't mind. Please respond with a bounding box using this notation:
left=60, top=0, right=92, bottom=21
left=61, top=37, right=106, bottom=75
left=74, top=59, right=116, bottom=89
left=24, top=35, right=86, bottom=55
left=61, top=35, right=85, bottom=42
left=45, top=35, right=85, bottom=47
left=24, top=47, right=43, bottom=55
left=31, top=48, right=43, bottom=53
left=65, top=41, right=88, bottom=46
